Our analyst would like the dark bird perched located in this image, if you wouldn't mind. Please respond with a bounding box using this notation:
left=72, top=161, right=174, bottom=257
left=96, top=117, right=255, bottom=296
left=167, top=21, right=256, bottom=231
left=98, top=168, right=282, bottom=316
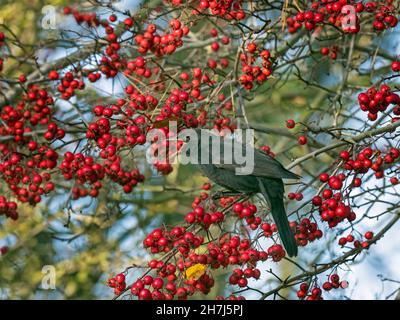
left=186, top=128, right=300, bottom=257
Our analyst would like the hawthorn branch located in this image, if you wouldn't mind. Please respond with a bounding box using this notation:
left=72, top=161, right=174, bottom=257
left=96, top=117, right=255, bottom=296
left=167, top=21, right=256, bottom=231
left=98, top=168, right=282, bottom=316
left=260, top=212, right=400, bottom=300
left=287, top=120, right=400, bottom=170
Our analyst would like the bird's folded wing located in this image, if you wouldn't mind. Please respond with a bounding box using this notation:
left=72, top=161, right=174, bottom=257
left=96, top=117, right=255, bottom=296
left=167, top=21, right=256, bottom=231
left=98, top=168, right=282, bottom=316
left=214, top=141, right=300, bottom=179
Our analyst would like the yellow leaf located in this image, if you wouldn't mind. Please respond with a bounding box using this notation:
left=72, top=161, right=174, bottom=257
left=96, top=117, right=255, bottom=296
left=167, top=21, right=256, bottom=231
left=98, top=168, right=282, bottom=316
left=185, top=264, right=207, bottom=280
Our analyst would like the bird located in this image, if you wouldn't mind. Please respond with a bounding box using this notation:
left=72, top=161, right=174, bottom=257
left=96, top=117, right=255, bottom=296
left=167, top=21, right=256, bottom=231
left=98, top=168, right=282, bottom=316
left=184, top=128, right=300, bottom=257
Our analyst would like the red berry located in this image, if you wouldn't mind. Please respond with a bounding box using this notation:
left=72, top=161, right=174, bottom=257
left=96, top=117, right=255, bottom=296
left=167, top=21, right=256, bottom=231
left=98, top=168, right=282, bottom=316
left=115, top=273, right=125, bottom=284
left=298, top=135, right=307, bottom=145
left=321, top=47, right=329, bottom=55
left=48, top=70, right=59, bottom=80
left=328, top=177, right=342, bottom=190
left=138, top=288, right=152, bottom=300
left=319, top=173, right=330, bottom=182
left=391, top=61, right=400, bottom=72
left=364, top=231, right=373, bottom=240
left=286, top=119, right=296, bottom=129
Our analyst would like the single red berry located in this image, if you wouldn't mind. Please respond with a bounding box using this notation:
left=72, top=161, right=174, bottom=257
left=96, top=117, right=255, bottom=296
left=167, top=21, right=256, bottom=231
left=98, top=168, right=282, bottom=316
left=48, top=70, right=59, bottom=80
left=321, top=47, right=329, bottom=55
left=339, top=150, right=350, bottom=161
left=286, top=119, right=296, bottom=129
left=319, top=173, right=329, bottom=182
left=392, top=61, right=400, bottom=72
left=298, top=135, right=307, bottom=145
left=364, top=231, right=373, bottom=240
left=322, top=282, right=333, bottom=291
left=115, top=273, right=125, bottom=284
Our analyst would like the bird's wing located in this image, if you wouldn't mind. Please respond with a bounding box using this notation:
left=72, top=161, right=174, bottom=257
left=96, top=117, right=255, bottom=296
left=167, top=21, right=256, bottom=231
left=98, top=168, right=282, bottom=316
left=213, top=138, right=300, bottom=179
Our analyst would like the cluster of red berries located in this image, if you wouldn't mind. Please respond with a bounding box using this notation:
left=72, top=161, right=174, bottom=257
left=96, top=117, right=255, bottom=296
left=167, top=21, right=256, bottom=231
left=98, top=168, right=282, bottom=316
left=59, top=152, right=104, bottom=199
left=286, top=0, right=398, bottom=34
left=136, top=257, right=215, bottom=299
left=0, top=147, right=56, bottom=220
left=239, top=44, right=272, bottom=90
left=232, top=202, right=262, bottom=230
left=154, top=87, right=197, bottom=123
left=56, top=71, right=85, bottom=100
left=131, top=269, right=214, bottom=300
left=267, top=244, right=286, bottom=262
left=338, top=233, right=355, bottom=246
left=320, top=46, right=338, bottom=60
left=322, top=274, right=348, bottom=291
left=124, top=87, right=159, bottom=112
left=63, top=6, right=100, bottom=27
left=339, top=231, right=374, bottom=249
left=203, top=234, right=268, bottom=267
left=0, top=197, right=18, bottom=220
left=131, top=275, right=173, bottom=300
left=260, top=222, right=275, bottom=237
left=59, top=151, right=144, bottom=199
left=286, top=10, right=326, bottom=33
left=1, top=87, right=60, bottom=142
left=209, top=102, right=237, bottom=132
left=313, top=190, right=356, bottom=228
left=110, top=173, right=343, bottom=301
left=184, top=272, right=215, bottom=296
left=0, top=84, right=63, bottom=220
left=288, top=192, right=304, bottom=201
left=297, top=283, right=323, bottom=300
left=341, top=147, right=400, bottom=181
left=357, top=84, right=400, bottom=121
left=292, top=218, right=323, bottom=246
left=107, top=273, right=126, bottom=296
left=99, top=24, right=125, bottom=79
left=120, top=223, right=274, bottom=299
left=170, top=68, right=214, bottom=104
left=134, top=20, right=188, bottom=57
left=184, top=206, right=225, bottom=228
left=297, top=274, right=348, bottom=299
left=191, top=190, right=213, bottom=209
left=319, top=172, right=344, bottom=190
left=260, top=145, right=276, bottom=158
left=62, top=9, right=131, bottom=81
left=229, top=267, right=260, bottom=288
left=143, top=226, right=204, bottom=255
left=125, top=56, right=152, bottom=79
left=85, top=71, right=208, bottom=177
left=87, top=114, right=146, bottom=149
left=370, top=0, right=399, bottom=31
left=183, top=0, right=246, bottom=20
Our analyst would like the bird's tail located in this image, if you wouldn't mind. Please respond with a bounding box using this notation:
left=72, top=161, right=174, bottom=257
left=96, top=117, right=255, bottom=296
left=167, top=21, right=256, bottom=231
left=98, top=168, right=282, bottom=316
left=258, top=178, right=298, bottom=257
